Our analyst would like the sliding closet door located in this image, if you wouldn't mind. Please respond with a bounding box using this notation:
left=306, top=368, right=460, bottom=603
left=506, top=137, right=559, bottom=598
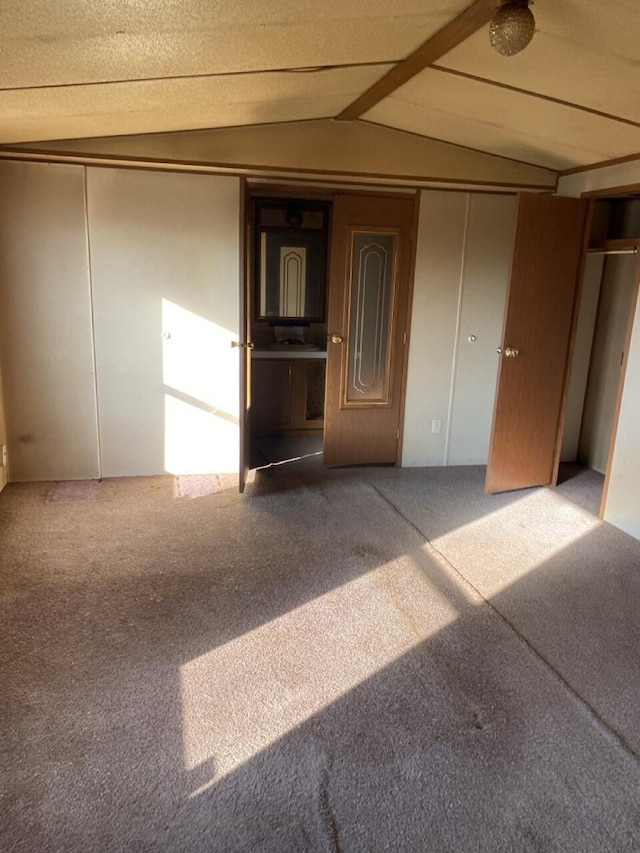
left=0, top=161, right=99, bottom=482
left=87, top=168, right=240, bottom=478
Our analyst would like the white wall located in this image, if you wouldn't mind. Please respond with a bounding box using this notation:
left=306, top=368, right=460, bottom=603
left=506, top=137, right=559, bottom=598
left=604, top=281, right=640, bottom=539
left=86, top=168, right=240, bottom=477
left=0, top=161, right=100, bottom=481
left=403, top=190, right=516, bottom=466
left=579, top=255, right=637, bottom=473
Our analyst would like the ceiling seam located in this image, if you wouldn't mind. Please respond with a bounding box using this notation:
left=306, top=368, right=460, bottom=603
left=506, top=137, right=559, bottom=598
left=428, top=65, right=640, bottom=129
left=363, top=98, right=631, bottom=172
left=0, top=61, right=395, bottom=94
left=359, top=119, right=560, bottom=174
left=1, top=116, right=339, bottom=149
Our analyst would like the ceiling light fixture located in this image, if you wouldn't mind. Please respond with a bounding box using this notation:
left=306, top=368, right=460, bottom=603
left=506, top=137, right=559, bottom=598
left=489, top=0, right=536, bottom=56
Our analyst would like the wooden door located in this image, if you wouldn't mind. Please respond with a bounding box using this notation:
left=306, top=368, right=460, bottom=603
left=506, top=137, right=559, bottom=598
left=324, top=194, right=416, bottom=466
left=486, top=193, right=590, bottom=493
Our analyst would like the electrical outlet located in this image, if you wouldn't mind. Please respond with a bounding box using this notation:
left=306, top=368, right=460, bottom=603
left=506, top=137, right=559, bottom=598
left=432, top=419, right=441, bottom=434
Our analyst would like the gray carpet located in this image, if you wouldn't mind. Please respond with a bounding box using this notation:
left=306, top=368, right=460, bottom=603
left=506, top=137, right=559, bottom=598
left=2, top=460, right=640, bottom=852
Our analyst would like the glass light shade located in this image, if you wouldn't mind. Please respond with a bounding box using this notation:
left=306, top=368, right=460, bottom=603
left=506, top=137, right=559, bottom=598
left=489, top=1, right=536, bottom=56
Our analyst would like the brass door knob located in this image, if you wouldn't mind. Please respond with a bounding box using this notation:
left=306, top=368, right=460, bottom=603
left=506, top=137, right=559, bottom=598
left=330, top=334, right=343, bottom=344
left=504, top=346, right=519, bottom=358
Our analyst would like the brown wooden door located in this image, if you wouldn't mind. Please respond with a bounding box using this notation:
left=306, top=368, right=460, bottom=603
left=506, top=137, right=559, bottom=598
left=486, top=193, right=590, bottom=493
left=324, top=194, right=416, bottom=466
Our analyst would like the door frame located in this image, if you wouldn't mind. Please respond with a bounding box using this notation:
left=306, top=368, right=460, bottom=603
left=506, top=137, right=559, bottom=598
left=238, top=177, right=251, bottom=493
left=240, top=181, right=419, bottom=478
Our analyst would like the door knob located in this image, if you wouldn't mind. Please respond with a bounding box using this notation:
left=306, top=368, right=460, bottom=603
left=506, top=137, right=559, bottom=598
left=504, top=346, right=519, bottom=358
left=231, top=341, right=254, bottom=349
left=329, top=334, right=343, bottom=344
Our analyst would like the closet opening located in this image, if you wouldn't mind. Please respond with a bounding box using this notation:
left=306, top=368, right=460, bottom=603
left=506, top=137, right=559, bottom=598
left=566, top=193, right=640, bottom=516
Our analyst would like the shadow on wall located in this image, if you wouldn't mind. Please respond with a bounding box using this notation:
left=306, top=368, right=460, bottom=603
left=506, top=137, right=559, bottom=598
left=2, top=468, right=640, bottom=850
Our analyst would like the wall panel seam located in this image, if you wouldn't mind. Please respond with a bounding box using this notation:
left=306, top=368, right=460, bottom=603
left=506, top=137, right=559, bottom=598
left=444, top=193, right=470, bottom=465
left=83, top=167, right=103, bottom=480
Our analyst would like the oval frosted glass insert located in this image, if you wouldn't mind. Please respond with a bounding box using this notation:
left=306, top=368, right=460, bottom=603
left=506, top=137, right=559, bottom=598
left=346, top=232, right=397, bottom=404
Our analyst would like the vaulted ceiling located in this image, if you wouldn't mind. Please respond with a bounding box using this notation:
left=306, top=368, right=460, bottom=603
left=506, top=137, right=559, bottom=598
left=1, top=0, right=638, bottom=173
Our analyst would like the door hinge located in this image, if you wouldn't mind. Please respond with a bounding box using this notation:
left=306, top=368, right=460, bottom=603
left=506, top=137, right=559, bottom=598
left=403, top=331, right=407, bottom=344
left=396, top=429, right=400, bottom=441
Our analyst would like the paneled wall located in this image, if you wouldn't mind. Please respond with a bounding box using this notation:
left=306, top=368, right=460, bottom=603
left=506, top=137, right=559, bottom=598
left=402, top=191, right=516, bottom=467
left=0, top=161, right=240, bottom=481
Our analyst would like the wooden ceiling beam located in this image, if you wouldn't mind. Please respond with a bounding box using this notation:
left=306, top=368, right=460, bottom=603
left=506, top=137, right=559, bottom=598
left=336, top=0, right=499, bottom=121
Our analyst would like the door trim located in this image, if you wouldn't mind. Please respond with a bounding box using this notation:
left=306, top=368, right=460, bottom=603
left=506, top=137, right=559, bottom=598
left=395, top=191, right=420, bottom=467
left=549, top=199, right=594, bottom=486
left=238, top=177, right=251, bottom=493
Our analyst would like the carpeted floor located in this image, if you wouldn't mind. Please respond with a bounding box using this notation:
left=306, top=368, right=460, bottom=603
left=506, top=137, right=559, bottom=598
left=2, top=456, right=640, bottom=852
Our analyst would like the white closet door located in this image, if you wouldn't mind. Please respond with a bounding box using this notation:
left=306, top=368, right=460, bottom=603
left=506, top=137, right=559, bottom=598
left=0, top=161, right=99, bottom=482
left=87, top=168, right=240, bottom=477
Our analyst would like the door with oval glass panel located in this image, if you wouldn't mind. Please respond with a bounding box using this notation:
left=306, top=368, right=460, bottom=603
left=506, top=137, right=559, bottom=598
left=323, top=194, right=417, bottom=466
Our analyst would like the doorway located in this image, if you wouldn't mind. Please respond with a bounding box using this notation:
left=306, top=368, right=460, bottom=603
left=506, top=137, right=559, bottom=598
left=243, top=188, right=418, bottom=477
left=247, top=194, right=331, bottom=471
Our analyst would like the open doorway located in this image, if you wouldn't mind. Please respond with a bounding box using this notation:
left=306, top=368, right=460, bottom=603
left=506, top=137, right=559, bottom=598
left=247, top=194, right=331, bottom=470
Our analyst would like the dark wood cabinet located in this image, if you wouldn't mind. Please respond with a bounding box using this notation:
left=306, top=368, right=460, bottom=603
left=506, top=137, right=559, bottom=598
left=251, top=357, right=325, bottom=435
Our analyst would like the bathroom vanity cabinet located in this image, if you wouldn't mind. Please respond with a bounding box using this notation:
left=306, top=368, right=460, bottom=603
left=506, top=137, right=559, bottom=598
left=251, top=352, right=326, bottom=435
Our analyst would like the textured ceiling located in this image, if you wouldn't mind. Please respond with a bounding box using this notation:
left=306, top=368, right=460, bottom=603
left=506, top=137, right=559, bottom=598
left=0, top=0, right=463, bottom=86
left=0, top=66, right=392, bottom=144
left=1, top=0, right=639, bottom=172
left=438, top=0, right=640, bottom=124
left=365, top=67, right=640, bottom=171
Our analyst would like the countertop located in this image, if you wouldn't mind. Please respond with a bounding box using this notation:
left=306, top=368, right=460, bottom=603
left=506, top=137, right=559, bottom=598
left=252, top=348, right=327, bottom=360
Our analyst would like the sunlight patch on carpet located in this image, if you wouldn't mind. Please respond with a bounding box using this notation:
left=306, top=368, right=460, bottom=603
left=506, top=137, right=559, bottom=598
left=431, top=489, right=600, bottom=597
left=174, top=474, right=222, bottom=499
left=180, top=559, right=461, bottom=792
